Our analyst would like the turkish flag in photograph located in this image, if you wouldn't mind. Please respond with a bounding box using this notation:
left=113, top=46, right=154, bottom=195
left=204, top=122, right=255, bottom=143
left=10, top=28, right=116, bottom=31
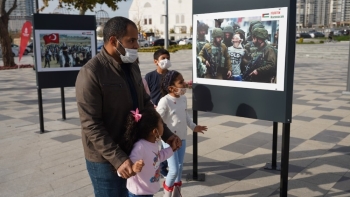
left=43, top=33, right=59, bottom=44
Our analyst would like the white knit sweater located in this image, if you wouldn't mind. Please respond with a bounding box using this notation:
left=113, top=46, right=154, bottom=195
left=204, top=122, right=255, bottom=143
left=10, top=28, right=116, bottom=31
left=156, top=94, right=196, bottom=140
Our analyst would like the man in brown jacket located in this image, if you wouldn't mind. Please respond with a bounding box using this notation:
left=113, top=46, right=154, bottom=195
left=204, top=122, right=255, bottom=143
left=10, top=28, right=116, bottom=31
left=75, top=17, right=181, bottom=197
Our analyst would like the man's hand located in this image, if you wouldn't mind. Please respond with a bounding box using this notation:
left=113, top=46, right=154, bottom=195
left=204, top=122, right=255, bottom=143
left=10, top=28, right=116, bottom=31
left=166, top=135, right=181, bottom=151
left=132, top=160, right=144, bottom=173
left=227, top=70, right=232, bottom=79
left=249, top=69, right=258, bottom=76
left=205, top=60, right=210, bottom=67
left=117, top=159, right=136, bottom=179
left=194, top=125, right=208, bottom=134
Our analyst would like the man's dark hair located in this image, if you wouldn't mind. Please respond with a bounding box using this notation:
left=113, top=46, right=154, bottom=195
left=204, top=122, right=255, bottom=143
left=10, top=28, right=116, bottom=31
left=153, top=48, right=170, bottom=60
left=103, top=17, right=137, bottom=43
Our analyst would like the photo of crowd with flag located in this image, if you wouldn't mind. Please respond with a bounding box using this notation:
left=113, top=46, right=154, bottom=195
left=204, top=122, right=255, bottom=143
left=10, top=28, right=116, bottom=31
left=34, top=30, right=96, bottom=72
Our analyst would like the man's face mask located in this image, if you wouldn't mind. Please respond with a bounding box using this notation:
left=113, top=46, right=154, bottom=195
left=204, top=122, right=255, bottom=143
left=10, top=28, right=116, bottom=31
left=158, top=59, right=172, bottom=69
left=115, top=40, right=138, bottom=63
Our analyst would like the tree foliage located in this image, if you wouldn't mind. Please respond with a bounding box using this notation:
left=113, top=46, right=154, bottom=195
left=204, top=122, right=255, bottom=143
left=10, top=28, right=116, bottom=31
left=0, top=0, right=17, bottom=67
left=41, top=0, right=127, bottom=15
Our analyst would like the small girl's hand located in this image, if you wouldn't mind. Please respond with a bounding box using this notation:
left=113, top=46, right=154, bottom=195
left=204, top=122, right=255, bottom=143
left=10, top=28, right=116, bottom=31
left=194, top=125, right=207, bottom=134
left=132, top=160, right=145, bottom=173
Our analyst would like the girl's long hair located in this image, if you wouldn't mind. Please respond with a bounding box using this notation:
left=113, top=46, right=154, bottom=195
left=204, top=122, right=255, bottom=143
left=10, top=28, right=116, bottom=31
left=120, top=108, right=160, bottom=155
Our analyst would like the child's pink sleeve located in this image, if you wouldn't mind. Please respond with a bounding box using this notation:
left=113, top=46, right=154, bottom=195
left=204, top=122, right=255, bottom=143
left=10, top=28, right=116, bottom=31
left=142, top=78, right=151, bottom=95
left=159, top=147, right=173, bottom=162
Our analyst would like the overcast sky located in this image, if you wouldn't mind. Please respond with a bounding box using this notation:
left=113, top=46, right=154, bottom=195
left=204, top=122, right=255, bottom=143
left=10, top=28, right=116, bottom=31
left=37, top=0, right=132, bottom=18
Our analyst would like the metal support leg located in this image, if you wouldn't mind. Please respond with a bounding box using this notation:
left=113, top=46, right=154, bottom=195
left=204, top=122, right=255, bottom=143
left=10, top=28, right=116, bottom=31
left=37, top=88, right=44, bottom=134
left=186, top=110, right=205, bottom=181
left=265, top=122, right=281, bottom=171
left=280, top=123, right=291, bottom=197
left=60, top=87, right=66, bottom=120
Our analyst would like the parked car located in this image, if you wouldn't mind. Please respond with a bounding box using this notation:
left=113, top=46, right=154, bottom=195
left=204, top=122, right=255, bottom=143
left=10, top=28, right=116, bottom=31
left=151, top=39, right=177, bottom=46
left=309, top=32, right=325, bottom=38
left=11, top=44, right=31, bottom=55
left=138, top=39, right=150, bottom=47
left=179, top=38, right=192, bottom=45
left=297, top=33, right=312, bottom=38
left=0, top=45, right=19, bottom=57
left=175, top=38, right=185, bottom=44
left=97, top=44, right=103, bottom=53
left=340, top=29, right=349, bottom=35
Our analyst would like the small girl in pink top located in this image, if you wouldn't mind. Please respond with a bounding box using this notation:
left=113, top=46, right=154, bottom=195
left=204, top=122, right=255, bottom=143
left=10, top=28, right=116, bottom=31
left=121, top=108, right=178, bottom=197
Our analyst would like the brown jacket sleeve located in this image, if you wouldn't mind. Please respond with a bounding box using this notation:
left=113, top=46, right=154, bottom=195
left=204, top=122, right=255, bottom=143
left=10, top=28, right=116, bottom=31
left=76, top=66, right=128, bottom=169
left=223, top=44, right=232, bottom=71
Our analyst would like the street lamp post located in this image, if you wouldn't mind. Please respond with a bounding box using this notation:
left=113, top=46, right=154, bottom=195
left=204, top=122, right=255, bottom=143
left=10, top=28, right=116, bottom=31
left=164, top=0, right=168, bottom=49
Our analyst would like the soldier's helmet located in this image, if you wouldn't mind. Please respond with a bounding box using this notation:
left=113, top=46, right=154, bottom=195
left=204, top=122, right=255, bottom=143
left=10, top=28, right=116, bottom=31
left=249, top=21, right=262, bottom=32
left=222, top=26, right=234, bottom=34
left=251, top=23, right=265, bottom=32
left=197, top=22, right=209, bottom=34
left=212, top=28, right=223, bottom=38
left=252, top=28, right=268, bottom=40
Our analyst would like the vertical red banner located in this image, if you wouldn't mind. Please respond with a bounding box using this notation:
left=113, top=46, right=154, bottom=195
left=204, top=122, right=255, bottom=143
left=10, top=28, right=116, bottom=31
left=19, top=21, right=32, bottom=62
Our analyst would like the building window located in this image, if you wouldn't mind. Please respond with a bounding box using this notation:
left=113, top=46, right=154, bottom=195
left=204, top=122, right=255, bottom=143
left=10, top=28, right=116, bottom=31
left=176, top=15, right=179, bottom=23
left=181, top=15, right=185, bottom=23
left=144, top=18, right=147, bottom=25
left=149, top=17, right=152, bottom=25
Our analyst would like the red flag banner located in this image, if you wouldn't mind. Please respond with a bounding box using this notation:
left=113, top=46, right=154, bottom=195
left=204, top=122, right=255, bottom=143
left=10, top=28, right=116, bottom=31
left=19, top=21, right=32, bottom=62
left=43, top=33, right=59, bottom=45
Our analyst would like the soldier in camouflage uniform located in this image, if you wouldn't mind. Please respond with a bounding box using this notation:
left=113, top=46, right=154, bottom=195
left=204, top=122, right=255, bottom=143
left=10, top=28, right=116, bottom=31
left=247, top=28, right=277, bottom=83
left=196, top=22, right=209, bottom=78
left=222, top=25, right=234, bottom=48
left=246, top=21, right=263, bottom=42
left=198, top=28, right=232, bottom=80
left=242, top=23, right=266, bottom=70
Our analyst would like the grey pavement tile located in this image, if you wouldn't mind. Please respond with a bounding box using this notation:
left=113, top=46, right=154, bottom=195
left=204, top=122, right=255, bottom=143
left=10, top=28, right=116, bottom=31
left=333, top=90, right=344, bottom=93
left=310, top=130, right=349, bottom=144
left=262, top=163, right=305, bottom=178
left=319, top=115, right=344, bottom=121
left=313, top=107, right=334, bottom=112
left=220, top=142, right=258, bottom=154
left=20, top=116, right=53, bottom=124
left=198, top=112, right=222, bottom=118
left=63, top=118, right=81, bottom=126
left=337, top=106, right=350, bottom=110
left=335, top=98, right=350, bottom=101
left=186, top=135, right=210, bottom=147
left=220, top=121, right=246, bottom=128
left=334, top=121, right=350, bottom=127
left=269, top=190, right=298, bottom=197
left=216, top=163, right=257, bottom=180
left=293, top=94, right=304, bottom=99
left=65, top=108, right=78, bottom=113
left=51, top=134, right=81, bottom=143
left=292, top=116, right=315, bottom=122
left=314, top=98, right=332, bottom=101
left=332, top=176, right=350, bottom=192
left=251, top=120, right=273, bottom=127
left=13, top=107, right=33, bottom=111
left=0, top=114, right=13, bottom=121
left=292, top=100, right=319, bottom=106
left=329, top=145, right=350, bottom=155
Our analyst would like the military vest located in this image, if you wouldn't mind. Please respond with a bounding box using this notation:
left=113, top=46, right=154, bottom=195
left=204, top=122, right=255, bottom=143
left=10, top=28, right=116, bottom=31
left=210, top=44, right=225, bottom=68
left=197, top=39, right=208, bottom=55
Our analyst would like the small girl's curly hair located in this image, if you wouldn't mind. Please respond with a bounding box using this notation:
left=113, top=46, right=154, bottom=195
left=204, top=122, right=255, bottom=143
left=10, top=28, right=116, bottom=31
left=120, top=108, right=161, bottom=155
left=160, top=70, right=181, bottom=97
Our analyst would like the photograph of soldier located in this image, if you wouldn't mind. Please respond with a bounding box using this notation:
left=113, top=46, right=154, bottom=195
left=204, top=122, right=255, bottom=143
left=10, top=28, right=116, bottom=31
left=38, top=33, right=93, bottom=69
left=242, top=28, right=277, bottom=83
left=195, top=17, right=279, bottom=84
left=222, top=26, right=234, bottom=48
left=198, top=28, right=232, bottom=80
left=196, top=22, right=209, bottom=78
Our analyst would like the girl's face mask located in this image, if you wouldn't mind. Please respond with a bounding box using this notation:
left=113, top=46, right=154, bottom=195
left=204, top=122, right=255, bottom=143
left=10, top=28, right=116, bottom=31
left=173, top=87, right=187, bottom=96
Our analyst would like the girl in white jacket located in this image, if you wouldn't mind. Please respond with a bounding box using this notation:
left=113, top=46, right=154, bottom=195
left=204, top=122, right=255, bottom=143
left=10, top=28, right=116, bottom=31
left=156, top=70, right=207, bottom=197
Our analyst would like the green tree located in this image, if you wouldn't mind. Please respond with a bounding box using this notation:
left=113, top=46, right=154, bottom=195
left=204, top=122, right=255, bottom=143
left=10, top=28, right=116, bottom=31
left=41, top=0, right=127, bottom=15
left=0, top=0, right=17, bottom=67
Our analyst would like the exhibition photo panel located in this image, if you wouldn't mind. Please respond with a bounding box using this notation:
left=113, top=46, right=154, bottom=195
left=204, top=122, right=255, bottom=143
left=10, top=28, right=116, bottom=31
left=35, top=30, right=96, bottom=72
left=193, top=7, right=288, bottom=91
